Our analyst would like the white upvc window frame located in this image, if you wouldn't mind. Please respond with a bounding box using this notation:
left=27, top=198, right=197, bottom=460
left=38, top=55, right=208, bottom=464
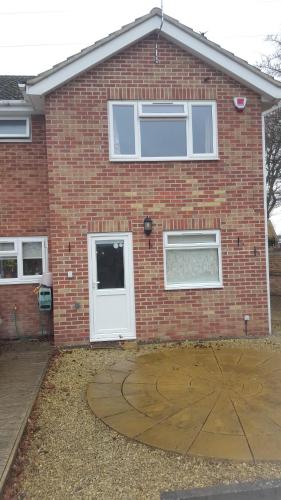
left=0, top=116, right=31, bottom=141
left=0, top=236, right=48, bottom=285
left=108, top=100, right=218, bottom=161
left=163, top=230, right=223, bottom=290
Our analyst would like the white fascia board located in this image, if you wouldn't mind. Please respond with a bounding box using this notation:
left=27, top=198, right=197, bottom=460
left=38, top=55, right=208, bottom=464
left=26, top=16, right=160, bottom=96
left=162, top=22, right=281, bottom=100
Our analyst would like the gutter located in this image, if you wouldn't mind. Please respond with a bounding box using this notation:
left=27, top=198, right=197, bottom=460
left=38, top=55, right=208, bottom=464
left=0, top=100, right=35, bottom=115
left=0, top=82, right=44, bottom=115
left=262, top=100, right=281, bottom=116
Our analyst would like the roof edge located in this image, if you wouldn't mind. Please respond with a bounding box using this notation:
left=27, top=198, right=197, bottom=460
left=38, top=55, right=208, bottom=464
left=25, top=8, right=281, bottom=101
left=27, top=9, right=160, bottom=86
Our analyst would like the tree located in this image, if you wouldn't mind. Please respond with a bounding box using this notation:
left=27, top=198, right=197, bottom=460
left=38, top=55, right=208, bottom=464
left=259, top=35, right=281, bottom=218
left=265, top=108, right=281, bottom=218
left=260, top=34, right=281, bottom=79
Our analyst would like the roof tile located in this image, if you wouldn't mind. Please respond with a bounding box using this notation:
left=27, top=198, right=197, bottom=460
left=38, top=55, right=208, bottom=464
left=0, top=75, right=32, bottom=100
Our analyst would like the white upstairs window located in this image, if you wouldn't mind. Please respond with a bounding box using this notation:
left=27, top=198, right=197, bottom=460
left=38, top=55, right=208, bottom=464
left=0, top=117, right=30, bottom=140
left=108, top=101, right=218, bottom=161
left=163, top=230, right=222, bottom=289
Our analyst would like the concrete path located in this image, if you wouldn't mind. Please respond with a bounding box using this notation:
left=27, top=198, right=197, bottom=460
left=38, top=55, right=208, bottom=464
left=161, top=479, right=281, bottom=499
left=88, top=345, right=281, bottom=462
left=0, top=341, right=51, bottom=492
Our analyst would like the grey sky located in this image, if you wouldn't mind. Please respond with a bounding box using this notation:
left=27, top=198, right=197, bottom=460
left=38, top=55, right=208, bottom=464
left=0, top=0, right=280, bottom=75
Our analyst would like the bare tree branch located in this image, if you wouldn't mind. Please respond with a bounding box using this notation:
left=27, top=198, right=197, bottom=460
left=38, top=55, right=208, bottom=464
left=259, top=34, right=281, bottom=78
left=265, top=109, right=281, bottom=218
left=259, top=35, right=281, bottom=218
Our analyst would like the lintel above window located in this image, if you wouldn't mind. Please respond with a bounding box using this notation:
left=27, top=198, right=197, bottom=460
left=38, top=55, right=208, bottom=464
left=0, top=237, right=48, bottom=284
left=108, top=101, right=218, bottom=161
left=0, top=116, right=31, bottom=141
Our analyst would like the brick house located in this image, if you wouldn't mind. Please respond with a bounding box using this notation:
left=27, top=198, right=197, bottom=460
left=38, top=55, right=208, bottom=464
left=1, top=8, right=281, bottom=346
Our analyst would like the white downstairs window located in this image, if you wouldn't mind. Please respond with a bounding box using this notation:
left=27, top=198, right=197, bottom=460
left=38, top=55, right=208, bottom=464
left=0, top=237, right=48, bottom=284
left=108, top=101, right=218, bottom=161
left=164, top=230, right=222, bottom=289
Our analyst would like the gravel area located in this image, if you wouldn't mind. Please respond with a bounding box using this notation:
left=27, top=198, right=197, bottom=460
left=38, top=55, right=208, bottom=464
left=4, top=329, right=281, bottom=500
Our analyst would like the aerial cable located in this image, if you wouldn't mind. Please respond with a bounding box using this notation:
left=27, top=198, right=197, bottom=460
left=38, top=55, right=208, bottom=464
left=154, top=0, right=164, bottom=64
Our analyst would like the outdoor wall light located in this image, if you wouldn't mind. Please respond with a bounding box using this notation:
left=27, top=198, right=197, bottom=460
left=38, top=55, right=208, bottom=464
left=143, top=216, right=153, bottom=236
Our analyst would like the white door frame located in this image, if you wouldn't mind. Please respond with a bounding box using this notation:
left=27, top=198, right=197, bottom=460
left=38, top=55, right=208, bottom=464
left=87, top=232, right=136, bottom=342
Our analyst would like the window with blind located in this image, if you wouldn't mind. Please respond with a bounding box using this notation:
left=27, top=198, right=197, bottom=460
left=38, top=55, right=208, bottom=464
left=164, top=230, right=222, bottom=289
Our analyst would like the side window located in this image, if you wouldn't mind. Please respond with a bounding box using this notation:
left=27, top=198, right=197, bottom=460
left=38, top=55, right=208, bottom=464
left=0, top=117, right=31, bottom=140
left=164, top=231, right=222, bottom=289
left=0, top=237, right=48, bottom=284
left=112, top=104, right=135, bottom=156
left=191, top=105, right=214, bottom=154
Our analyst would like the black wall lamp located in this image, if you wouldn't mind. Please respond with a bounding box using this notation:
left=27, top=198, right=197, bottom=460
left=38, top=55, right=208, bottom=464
left=143, top=216, right=153, bottom=236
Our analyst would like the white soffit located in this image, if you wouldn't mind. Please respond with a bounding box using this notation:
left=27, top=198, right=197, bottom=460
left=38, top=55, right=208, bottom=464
left=26, top=14, right=281, bottom=101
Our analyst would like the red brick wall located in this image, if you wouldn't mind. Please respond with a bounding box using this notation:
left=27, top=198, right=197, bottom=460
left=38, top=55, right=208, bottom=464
left=0, top=116, right=51, bottom=339
left=0, top=284, right=50, bottom=339
left=44, top=35, right=269, bottom=345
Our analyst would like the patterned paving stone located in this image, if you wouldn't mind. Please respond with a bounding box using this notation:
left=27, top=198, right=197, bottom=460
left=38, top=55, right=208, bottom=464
left=87, top=346, right=281, bottom=462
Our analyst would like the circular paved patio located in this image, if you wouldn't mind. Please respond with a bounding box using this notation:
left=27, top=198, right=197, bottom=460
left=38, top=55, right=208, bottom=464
left=87, top=346, right=281, bottom=462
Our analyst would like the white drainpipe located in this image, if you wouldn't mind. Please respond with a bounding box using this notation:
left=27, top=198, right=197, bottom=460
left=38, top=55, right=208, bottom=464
left=262, top=101, right=281, bottom=335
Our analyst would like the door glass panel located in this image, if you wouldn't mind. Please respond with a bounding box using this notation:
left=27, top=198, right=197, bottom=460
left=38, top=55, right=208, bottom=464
left=96, top=240, right=124, bottom=289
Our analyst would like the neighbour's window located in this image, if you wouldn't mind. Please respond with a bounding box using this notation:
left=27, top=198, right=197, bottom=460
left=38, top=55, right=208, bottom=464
left=0, top=237, right=48, bottom=284
left=109, top=101, right=217, bottom=161
left=0, top=117, right=30, bottom=140
left=164, top=230, right=222, bottom=289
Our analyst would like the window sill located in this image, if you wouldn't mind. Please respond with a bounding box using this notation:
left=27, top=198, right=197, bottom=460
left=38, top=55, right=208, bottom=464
left=110, top=156, right=219, bottom=162
left=0, top=138, right=32, bottom=143
left=165, top=284, right=223, bottom=290
left=0, top=277, right=42, bottom=285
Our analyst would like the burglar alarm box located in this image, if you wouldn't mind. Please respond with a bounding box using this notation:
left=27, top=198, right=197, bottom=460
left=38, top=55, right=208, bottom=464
left=38, top=286, right=52, bottom=311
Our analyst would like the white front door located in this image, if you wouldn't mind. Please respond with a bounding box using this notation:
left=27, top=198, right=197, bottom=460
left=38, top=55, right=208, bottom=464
left=88, top=233, right=136, bottom=341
